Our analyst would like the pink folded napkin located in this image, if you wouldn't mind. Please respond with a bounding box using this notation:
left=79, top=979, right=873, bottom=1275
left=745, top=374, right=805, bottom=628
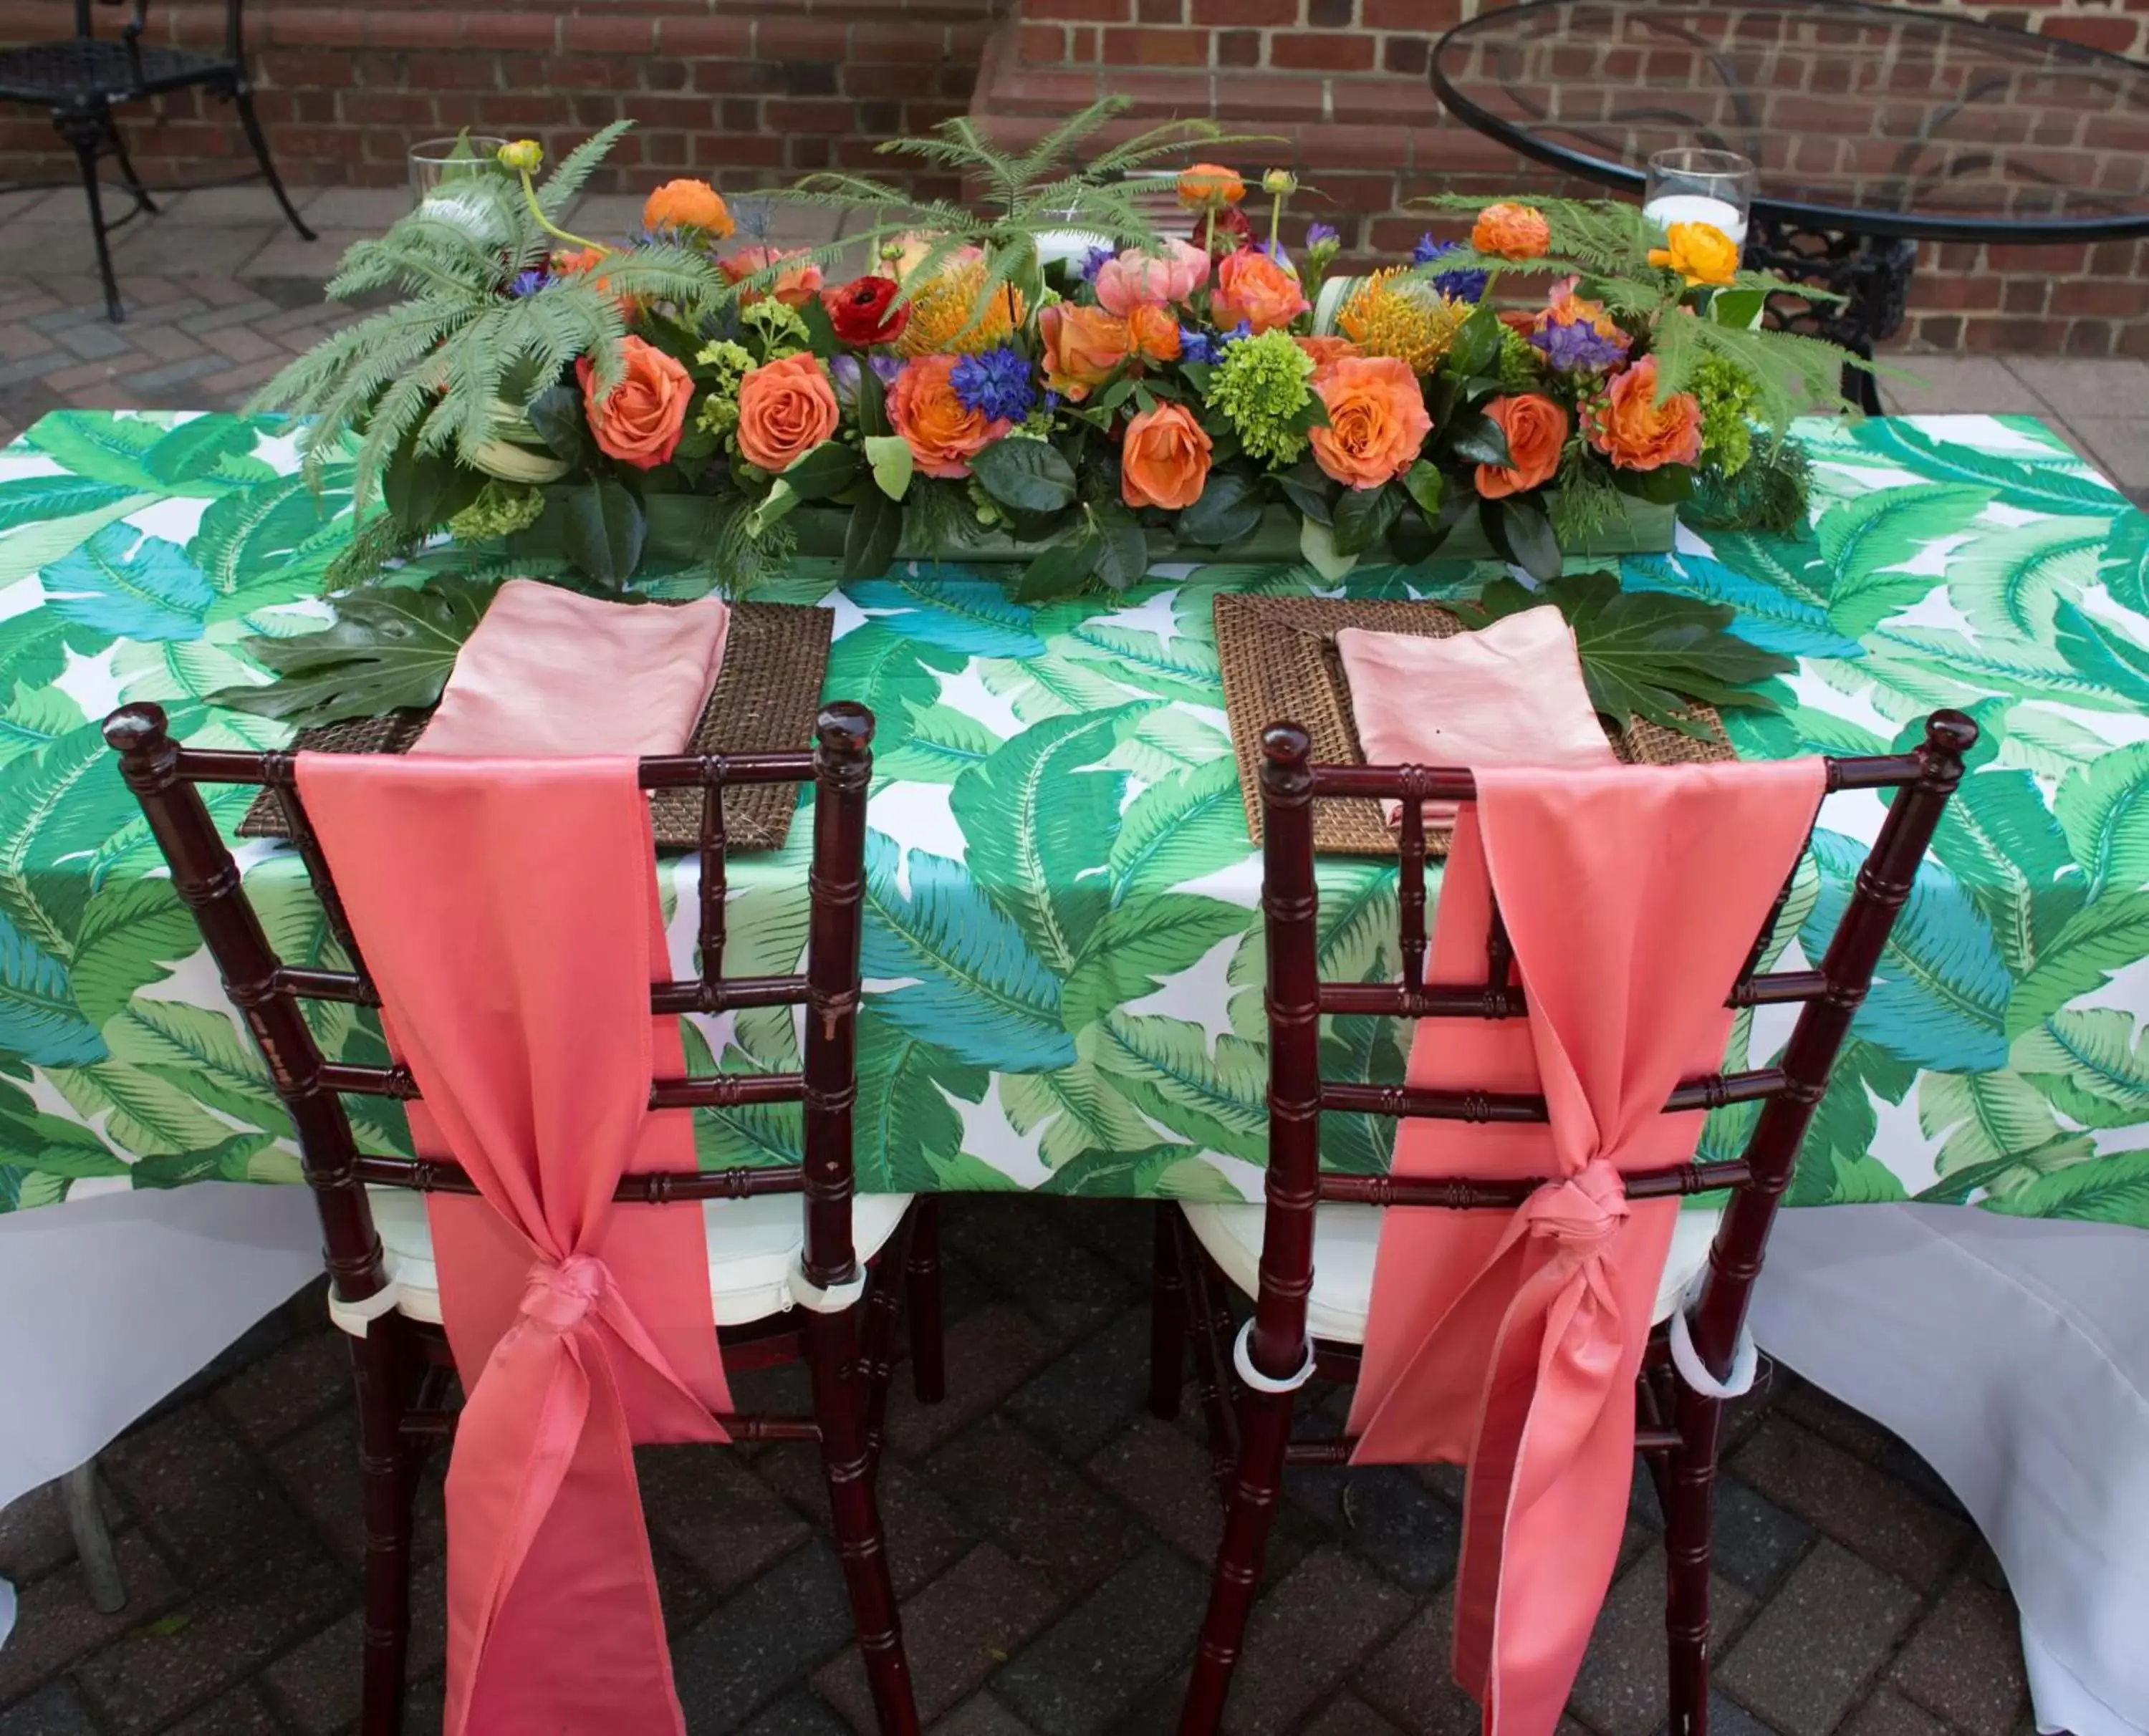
left=1335, top=607, right=1615, bottom=828
left=414, top=579, right=732, bottom=758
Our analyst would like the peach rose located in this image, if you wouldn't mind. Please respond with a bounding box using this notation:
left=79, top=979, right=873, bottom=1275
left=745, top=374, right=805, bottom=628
left=1177, top=163, right=1246, bottom=208
left=1211, top=248, right=1310, bottom=334
left=575, top=336, right=693, bottom=470
left=1473, top=393, right=1569, bottom=499
left=1125, top=302, right=1181, bottom=367
left=1094, top=239, right=1211, bottom=314
left=1294, top=334, right=1362, bottom=367
left=735, top=352, right=840, bottom=474
left=1585, top=356, right=1702, bottom=471
left=719, top=245, right=825, bottom=309
left=1308, top=355, right=1433, bottom=491
left=1037, top=301, right=1131, bottom=402
left=643, top=178, right=734, bottom=239
left=889, top=354, right=1011, bottom=479
left=1120, top=401, right=1212, bottom=511
left=1471, top=202, right=1552, bottom=261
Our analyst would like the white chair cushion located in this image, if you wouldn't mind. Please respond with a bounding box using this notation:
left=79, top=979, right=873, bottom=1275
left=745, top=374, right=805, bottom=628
left=336, top=1187, right=913, bottom=1334
left=1179, top=1197, right=1723, bottom=1346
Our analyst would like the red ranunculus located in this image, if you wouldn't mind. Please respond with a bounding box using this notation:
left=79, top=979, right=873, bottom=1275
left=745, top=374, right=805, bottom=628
left=822, top=275, right=910, bottom=347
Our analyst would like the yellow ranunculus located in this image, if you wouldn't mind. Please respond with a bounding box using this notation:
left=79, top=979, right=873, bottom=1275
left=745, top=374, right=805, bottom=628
left=1648, top=221, right=1740, bottom=288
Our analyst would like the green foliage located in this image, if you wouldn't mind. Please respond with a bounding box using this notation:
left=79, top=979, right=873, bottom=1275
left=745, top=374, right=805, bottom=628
left=1686, top=438, right=1814, bottom=536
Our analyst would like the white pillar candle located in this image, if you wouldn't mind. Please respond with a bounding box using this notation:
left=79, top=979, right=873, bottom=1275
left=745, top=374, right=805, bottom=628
left=1035, top=228, right=1115, bottom=267
left=1643, top=193, right=1749, bottom=243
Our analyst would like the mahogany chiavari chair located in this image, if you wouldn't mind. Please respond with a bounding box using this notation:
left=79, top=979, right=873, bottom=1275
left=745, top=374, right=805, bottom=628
left=102, top=699, right=941, bottom=1736
left=1152, top=708, right=1977, bottom=1736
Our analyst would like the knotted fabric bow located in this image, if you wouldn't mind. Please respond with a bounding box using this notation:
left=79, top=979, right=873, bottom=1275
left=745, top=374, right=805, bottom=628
left=300, top=753, right=733, bottom=1736
left=1348, top=759, right=1825, bottom=1736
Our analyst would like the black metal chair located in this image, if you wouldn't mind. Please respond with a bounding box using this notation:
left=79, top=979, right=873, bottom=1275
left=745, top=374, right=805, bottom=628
left=0, top=0, right=314, bottom=322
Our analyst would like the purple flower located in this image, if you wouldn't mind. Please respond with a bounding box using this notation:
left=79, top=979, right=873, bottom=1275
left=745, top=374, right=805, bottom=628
left=950, top=344, right=1038, bottom=423
left=828, top=352, right=862, bottom=408
left=868, top=353, right=903, bottom=385
left=1077, top=245, right=1114, bottom=284
left=1306, top=222, right=1340, bottom=249
left=1410, top=236, right=1488, bottom=304
left=1529, top=319, right=1630, bottom=373
left=508, top=269, right=547, bottom=298
left=1178, top=326, right=1222, bottom=366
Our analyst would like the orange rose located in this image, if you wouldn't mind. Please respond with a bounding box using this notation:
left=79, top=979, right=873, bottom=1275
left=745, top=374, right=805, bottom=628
left=575, top=336, right=692, bottom=470
left=1177, top=163, right=1246, bottom=208
left=1126, top=301, right=1181, bottom=367
left=735, top=352, right=840, bottom=474
left=1471, top=202, right=1552, bottom=261
left=720, top=246, right=824, bottom=309
left=1307, top=355, right=1433, bottom=491
left=1294, top=334, right=1362, bottom=367
left=889, top=354, right=1011, bottom=479
left=1585, top=356, right=1703, bottom=472
left=643, top=178, right=734, bottom=239
left=1211, top=249, right=1310, bottom=334
left=1473, top=393, right=1569, bottom=499
left=1037, top=301, right=1131, bottom=402
left=554, top=246, right=607, bottom=276
left=1120, top=401, right=1212, bottom=511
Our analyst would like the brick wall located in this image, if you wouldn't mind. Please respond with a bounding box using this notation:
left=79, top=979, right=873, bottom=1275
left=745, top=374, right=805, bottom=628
left=982, top=0, right=2149, bottom=356
left=0, top=0, right=1006, bottom=198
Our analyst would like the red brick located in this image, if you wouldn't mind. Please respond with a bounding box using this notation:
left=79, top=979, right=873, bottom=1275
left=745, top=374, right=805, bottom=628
left=2040, top=14, right=2140, bottom=52
left=561, top=12, right=654, bottom=52
left=655, top=18, right=755, bottom=55
left=1363, top=0, right=1464, bottom=26
left=1269, top=30, right=1377, bottom=70
left=1102, top=26, right=1210, bottom=64
left=461, top=13, right=558, bottom=52
left=1021, top=0, right=1130, bottom=19
left=1191, top=0, right=1294, bottom=21
left=1016, top=22, right=1067, bottom=63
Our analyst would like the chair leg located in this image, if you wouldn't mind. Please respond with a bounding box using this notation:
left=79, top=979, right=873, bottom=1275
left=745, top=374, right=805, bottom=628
left=103, top=115, right=157, bottom=216
left=1180, top=1384, right=1294, bottom=1735
left=350, top=1329, right=415, bottom=1736
left=56, top=112, right=122, bottom=323
left=903, top=1197, right=944, bottom=1405
left=803, top=1306, right=919, bottom=1735
left=1663, top=1389, right=1723, bottom=1736
left=230, top=82, right=316, bottom=241
left=1148, top=1207, right=1187, bottom=1420
left=62, top=1458, right=125, bottom=1614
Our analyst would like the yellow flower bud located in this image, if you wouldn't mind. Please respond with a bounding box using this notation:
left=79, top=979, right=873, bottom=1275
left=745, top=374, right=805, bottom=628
left=1261, top=168, right=1297, bottom=197
left=496, top=140, right=543, bottom=173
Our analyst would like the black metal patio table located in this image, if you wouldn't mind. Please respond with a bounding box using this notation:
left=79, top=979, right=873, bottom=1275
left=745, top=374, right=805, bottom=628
left=1430, top=0, right=2149, bottom=410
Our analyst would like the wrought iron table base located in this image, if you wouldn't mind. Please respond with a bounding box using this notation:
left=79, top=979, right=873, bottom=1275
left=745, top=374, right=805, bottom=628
left=1743, top=216, right=1917, bottom=417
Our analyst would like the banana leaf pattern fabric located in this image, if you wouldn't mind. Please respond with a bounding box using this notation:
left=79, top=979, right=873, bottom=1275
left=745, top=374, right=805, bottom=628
left=2, top=410, right=2148, bottom=1228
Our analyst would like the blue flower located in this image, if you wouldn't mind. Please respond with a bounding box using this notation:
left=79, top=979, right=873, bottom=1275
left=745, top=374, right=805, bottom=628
left=1410, top=236, right=1488, bottom=304
left=1306, top=222, right=1340, bottom=249
left=1077, top=245, right=1114, bottom=284
left=508, top=269, right=547, bottom=299
left=950, top=345, right=1038, bottom=423
left=1178, top=326, right=1221, bottom=366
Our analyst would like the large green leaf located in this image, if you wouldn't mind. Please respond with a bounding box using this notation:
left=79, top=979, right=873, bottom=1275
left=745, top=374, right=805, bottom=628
left=1105, top=756, right=1249, bottom=906
left=23, top=413, right=168, bottom=489
left=1851, top=420, right=2125, bottom=516
left=1815, top=484, right=1992, bottom=637
left=191, top=471, right=353, bottom=599
left=1078, top=1011, right=1267, bottom=1163
left=2055, top=741, right=2149, bottom=897
left=1039, top=1143, right=1236, bottom=1200
left=0, top=905, right=105, bottom=1066
left=47, top=1058, right=239, bottom=1156
left=41, top=524, right=213, bottom=642
left=1001, top=1059, right=1163, bottom=1171
left=0, top=721, right=131, bottom=963
left=2014, top=1008, right=2149, bottom=1129
left=102, top=998, right=284, bottom=1127
left=1945, top=516, right=2102, bottom=643
left=0, top=681, right=86, bottom=770
left=2008, top=890, right=2149, bottom=1038
left=0, top=1089, right=128, bottom=1177
left=1983, top=1149, right=2149, bottom=1227
left=853, top=1021, right=982, bottom=1192
left=1917, top=1068, right=2081, bottom=1197
left=1060, top=894, right=1252, bottom=1035
left=950, top=706, right=1130, bottom=977
left=210, top=577, right=498, bottom=726
left=1932, top=766, right=2085, bottom=979
left=874, top=700, right=1001, bottom=782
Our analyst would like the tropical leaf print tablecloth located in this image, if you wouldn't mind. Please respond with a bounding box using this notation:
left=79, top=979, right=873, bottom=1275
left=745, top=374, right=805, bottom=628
left=1, top=410, right=2147, bottom=1228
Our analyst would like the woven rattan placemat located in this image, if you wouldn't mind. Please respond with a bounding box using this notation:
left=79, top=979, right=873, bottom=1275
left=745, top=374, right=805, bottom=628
left=1213, top=594, right=1734, bottom=857
left=236, top=601, right=832, bottom=852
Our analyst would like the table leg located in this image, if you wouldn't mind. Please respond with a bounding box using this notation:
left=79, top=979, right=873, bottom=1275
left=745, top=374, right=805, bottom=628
left=1743, top=217, right=1916, bottom=415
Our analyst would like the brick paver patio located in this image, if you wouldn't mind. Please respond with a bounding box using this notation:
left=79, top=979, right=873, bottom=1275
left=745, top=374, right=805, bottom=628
left=0, top=190, right=2094, bottom=1736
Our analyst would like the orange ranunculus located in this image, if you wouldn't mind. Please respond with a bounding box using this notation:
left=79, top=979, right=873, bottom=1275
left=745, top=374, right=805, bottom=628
left=1120, top=401, right=1212, bottom=511
left=1211, top=248, right=1310, bottom=334
left=719, top=245, right=825, bottom=309
left=1126, top=301, right=1181, bottom=367
left=575, top=336, right=693, bottom=470
left=1177, top=163, right=1246, bottom=208
left=1308, top=354, right=1434, bottom=491
left=554, top=246, right=608, bottom=276
left=1471, top=201, right=1552, bottom=261
left=643, top=178, right=735, bottom=239
left=735, top=352, right=840, bottom=474
left=1474, top=392, right=1569, bottom=499
left=1647, top=221, right=1739, bottom=287
left=1294, top=334, right=1362, bottom=367
left=1037, top=301, right=1131, bottom=402
left=889, top=354, right=1011, bottom=479
left=1585, top=356, right=1703, bottom=471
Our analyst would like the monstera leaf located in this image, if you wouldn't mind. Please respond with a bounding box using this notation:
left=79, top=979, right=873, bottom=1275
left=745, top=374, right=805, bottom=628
left=1451, top=569, right=1793, bottom=738
left=207, top=577, right=499, bottom=727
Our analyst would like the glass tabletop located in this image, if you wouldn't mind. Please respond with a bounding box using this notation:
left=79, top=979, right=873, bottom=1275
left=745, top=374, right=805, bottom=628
left=1431, top=0, right=2149, bottom=241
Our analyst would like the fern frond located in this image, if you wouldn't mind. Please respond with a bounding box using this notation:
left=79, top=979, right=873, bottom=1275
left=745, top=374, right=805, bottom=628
left=537, top=120, right=633, bottom=215
left=1648, top=312, right=1852, bottom=430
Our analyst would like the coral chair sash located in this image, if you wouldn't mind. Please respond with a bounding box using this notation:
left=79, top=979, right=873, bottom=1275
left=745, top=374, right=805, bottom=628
left=1347, top=758, right=1825, bottom=1736
left=296, top=750, right=731, bottom=1736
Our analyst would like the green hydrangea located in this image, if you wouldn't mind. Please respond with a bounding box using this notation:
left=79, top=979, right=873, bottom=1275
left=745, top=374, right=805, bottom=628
left=445, top=480, right=545, bottom=541
left=694, top=339, right=754, bottom=441
left=1496, top=325, right=1543, bottom=393
left=1691, top=352, right=1759, bottom=476
left=740, top=299, right=809, bottom=360
left=1203, top=329, right=1315, bottom=467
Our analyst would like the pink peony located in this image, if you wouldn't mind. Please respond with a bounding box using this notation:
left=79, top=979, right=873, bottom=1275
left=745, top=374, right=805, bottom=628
left=1092, top=239, right=1211, bottom=315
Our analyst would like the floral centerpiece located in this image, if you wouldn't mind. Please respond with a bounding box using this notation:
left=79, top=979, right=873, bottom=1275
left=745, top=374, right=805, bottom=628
left=251, top=105, right=1849, bottom=610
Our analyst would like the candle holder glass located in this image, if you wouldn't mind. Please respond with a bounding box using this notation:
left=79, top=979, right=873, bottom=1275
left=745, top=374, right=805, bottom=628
left=408, top=136, right=512, bottom=202
left=1643, top=148, right=1756, bottom=245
